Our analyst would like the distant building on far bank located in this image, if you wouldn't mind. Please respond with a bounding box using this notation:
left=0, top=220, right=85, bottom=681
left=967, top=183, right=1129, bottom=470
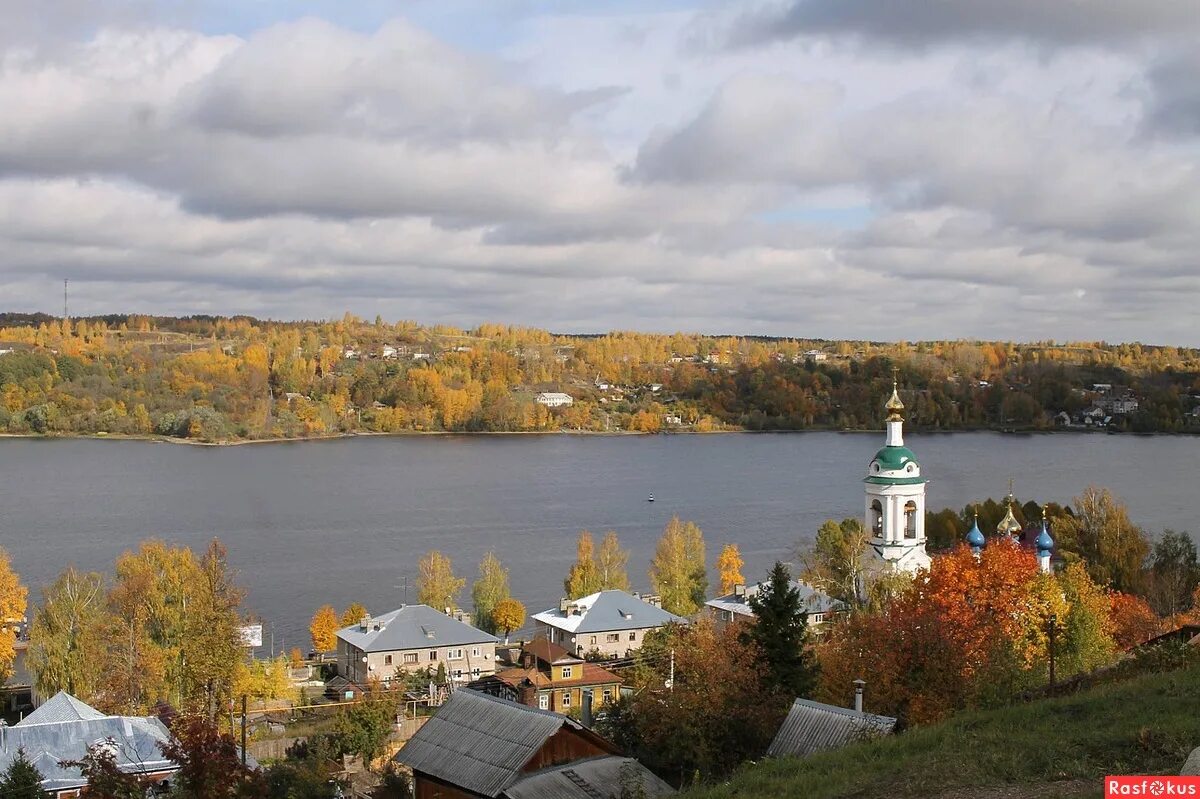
left=535, top=392, right=574, bottom=408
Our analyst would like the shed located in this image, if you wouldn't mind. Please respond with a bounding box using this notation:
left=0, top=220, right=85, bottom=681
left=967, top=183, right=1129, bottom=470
left=767, top=698, right=896, bottom=759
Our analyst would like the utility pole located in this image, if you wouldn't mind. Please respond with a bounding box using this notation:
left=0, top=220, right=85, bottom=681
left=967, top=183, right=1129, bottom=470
left=63, top=279, right=69, bottom=320
left=1048, top=613, right=1058, bottom=687
left=666, top=649, right=675, bottom=692
left=240, top=694, right=248, bottom=766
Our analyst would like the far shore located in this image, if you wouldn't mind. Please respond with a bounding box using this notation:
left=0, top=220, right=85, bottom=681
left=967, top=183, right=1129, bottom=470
left=1, top=425, right=1194, bottom=447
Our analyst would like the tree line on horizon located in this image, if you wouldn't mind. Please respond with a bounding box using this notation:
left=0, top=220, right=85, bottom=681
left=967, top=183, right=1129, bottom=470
left=1, top=314, right=1198, bottom=440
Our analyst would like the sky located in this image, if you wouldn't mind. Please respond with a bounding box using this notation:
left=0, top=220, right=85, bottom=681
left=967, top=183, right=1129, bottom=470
left=1, top=1, right=1198, bottom=344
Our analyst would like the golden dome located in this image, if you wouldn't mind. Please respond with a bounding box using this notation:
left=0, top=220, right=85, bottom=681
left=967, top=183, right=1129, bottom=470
left=885, top=374, right=905, bottom=422
left=997, top=493, right=1022, bottom=538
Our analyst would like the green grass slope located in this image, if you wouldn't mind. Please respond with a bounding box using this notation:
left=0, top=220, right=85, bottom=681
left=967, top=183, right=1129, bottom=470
left=686, top=662, right=1200, bottom=799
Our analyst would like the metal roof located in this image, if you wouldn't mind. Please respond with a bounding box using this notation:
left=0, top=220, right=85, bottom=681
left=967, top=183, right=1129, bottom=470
left=1, top=692, right=175, bottom=793
left=532, top=591, right=687, bottom=635
left=395, top=689, right=595, bottom=798
left=705, top=580, right=844, bottom=617
left=503, top=756, right=675, bottom=799
left=336, top=603, right=498, bottom=653
left=766, top=698, right=896, bottom=759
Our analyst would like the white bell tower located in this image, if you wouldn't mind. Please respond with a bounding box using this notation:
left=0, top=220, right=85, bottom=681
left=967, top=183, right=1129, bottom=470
left=864, top=375, right=931, bottom=573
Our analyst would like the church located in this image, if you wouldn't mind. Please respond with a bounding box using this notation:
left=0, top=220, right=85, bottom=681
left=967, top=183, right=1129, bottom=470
left=864, top=377, right=1053, bottom=574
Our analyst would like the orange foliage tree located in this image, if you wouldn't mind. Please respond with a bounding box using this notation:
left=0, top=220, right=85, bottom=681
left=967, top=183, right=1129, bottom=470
left=1108, top=591, right=1161, bottom=649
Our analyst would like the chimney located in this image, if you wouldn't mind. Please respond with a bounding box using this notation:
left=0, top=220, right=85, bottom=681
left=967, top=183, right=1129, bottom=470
left=853, top=679, right=866, bottom=713
left=359, top=617, right=371, bottom=632
left=518, top=680, right=537, bottom=708
left=733, top=583, right=746, bottom=598
left=582, top=691, right=594, bottom=728
left=559, top=598, right=570, bottom=613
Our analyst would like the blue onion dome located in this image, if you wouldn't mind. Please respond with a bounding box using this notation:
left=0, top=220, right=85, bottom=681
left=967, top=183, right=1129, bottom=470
left=1036, top=511, right=1054, bottom=553
left=966, top=514, right=986, bottom=549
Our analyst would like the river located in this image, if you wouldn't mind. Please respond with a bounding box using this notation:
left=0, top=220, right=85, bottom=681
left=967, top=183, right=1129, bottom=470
left=0, top=431, right=1194, bottom=652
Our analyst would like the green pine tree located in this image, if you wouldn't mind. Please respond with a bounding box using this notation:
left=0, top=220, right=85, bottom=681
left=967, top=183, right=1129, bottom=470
left=0, top=748, right=51, bottom=799
left=745, top=561, right=819, bottom=698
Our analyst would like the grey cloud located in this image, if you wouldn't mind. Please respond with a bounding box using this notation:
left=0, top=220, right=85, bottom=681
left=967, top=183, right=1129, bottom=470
left=724, top=0, right=1200, bottom=50
left=1142, top=51, right=1200, bottom=138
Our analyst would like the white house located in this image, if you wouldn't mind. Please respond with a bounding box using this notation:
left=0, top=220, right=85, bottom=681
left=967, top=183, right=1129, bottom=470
left=532, top=590, right=687, bottom=657
left=535, top=392, right=574, bottom=408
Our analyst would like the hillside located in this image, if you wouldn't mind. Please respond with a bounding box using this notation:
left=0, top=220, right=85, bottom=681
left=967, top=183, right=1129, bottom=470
left=684, top=660, right=1200, bottom=799
left=1, top=315, right=1199, bottom=440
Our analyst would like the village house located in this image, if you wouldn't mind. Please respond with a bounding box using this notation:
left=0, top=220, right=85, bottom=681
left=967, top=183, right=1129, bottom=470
left=336, top=604, right=499, bottom=687
left=395, top=688, right=673, bottom=799
left=470, top=638, right=623, bottom=714
left=532, top=590, right=687, bottom=657
left=0, top=692, right=178, bottom=798
left=534, top=392, right=574, bottom=408
left=705, top=580, right=845, bottom=634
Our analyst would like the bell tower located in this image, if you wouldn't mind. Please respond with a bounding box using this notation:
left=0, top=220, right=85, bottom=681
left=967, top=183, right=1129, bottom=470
left=864, top=374, right=931, bottom=573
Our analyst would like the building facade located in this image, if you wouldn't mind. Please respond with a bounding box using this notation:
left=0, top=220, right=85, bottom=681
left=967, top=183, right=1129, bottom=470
left=336, top=604, right=499, bottom=686
left=532, top=590, right=687, bottom=657
left=473, top=638, right=623, bottom=714
left=705, top=579, right=845, bottom=633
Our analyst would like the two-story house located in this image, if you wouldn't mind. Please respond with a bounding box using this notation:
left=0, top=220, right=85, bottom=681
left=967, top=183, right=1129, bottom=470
left=336, top=604, right=499, bottom=686
left=531, top=590, right=687, bottom=657
left=472, top=638, right=623, bottom=714
left=705, top=580, right=845, bottom=634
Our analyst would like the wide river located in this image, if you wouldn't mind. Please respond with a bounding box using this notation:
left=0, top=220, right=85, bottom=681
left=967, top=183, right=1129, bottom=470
left=0, top=432, right=1195, bottom=652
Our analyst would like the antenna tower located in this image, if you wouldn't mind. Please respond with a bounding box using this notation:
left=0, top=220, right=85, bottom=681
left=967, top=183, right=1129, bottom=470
left=63, top=279, right=69, bottom=320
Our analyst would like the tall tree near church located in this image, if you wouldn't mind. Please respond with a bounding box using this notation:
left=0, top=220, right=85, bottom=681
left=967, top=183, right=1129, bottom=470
left=649, top=517, right=707, bottom=615
left=564, top=531, right=602, bottom=599
left=417, top=551, right=466, bottom=611
left=800, top=518, right=870, bottom=606
left=716, top=544, right=745, bottom=595
left=472, top=552, right=511, bottom=634
left=597, top=531, right=631, bottom=591
left=1054, top=486, right=1150, bottom=594
left=745, top=562, right=818, bottom=698
left=309, top=605, right=340, bottom=652
left=0, top=548, right=28, bottom=683
left=27, top=568, right=108, bottom=702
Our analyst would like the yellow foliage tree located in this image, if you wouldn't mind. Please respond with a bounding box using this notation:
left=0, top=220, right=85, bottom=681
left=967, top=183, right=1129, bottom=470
left=716, top=543, right=745, bottom=595
left=597, top=532, right=630, bottom=591
left=492, top=598, right=526, bottom=643
left=649, top=517, right=707, bottom=615
left=341, top=603, right=369, bottom=626
left=0, top=550, right=29, bottom=682
left=564, top=531, right=601, bottom=599
left=417, top=551, right=466, bottom=611
left=310, top=605, right=340, bottom=652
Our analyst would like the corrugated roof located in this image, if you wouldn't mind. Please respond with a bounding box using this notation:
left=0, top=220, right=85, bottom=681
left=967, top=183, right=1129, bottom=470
left=532, top=591, right=687, bottom=635
left=1, top=693, right=175, bottom=792
left=395, top=689, right=589, bottom=798
left=336, top=603, right=498, bottom=653
left=767, top=698, right=896, bottom=759
left=503, top=755, right=676, bottom=799
left=705, top=580, right=844, bottom=617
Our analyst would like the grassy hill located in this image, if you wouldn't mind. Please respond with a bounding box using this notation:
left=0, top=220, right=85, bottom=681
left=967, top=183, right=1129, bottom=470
left=685, top=660, right=1199, bottom=799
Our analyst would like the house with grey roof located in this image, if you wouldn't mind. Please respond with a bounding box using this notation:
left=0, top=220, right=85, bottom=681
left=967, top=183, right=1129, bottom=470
left=767, top=698, right=896, bottom=759
left=336, top=604, right=499, bottom=686
left=531, top=590, right=688, bottom=658
left=0, top=691, right=177, bottom=797
left=705, top=579, right=845, bottom=634
left=395, top=688, right=673, bottom=799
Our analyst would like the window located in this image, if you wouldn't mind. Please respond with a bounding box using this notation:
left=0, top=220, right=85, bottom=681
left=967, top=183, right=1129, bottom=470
left=561, top=692, right=571, bottom=708
left=871, top=500, right=883, bottom=536
left=384, top=655, right=393, bottom=666
left=602, top=688, right=612, bottom=702
left=452, top=669, right=463, bottom=680
left=606, top=633, right=620, bottom=643
left=812, top=614, right=823, bottom=624
left=590, top=636, right=597, bottom=645
left=471, top=667, right=481, bottom=678
left=471, top=647, right=481, bottom=658
left=403, top=652, right=419, bottom=664
left=448, top=649, right=463, bottom=660
left=904, top=501, right=918, bottom=539
left=561, top=666, right=573, bottom=679
left=429, top=650, right=437, bottom=661
left=538, top=694, right=549, bottom=710
left=628, top=632, right=636, bottom=642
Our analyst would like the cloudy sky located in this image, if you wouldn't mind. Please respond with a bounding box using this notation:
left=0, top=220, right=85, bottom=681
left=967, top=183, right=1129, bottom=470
left=2, top=1, right=1198, bottom=343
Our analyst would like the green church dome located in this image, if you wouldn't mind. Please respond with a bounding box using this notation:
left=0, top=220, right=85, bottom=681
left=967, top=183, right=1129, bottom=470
left=873, top=445, right=918, bottom=471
